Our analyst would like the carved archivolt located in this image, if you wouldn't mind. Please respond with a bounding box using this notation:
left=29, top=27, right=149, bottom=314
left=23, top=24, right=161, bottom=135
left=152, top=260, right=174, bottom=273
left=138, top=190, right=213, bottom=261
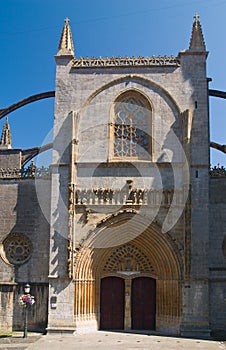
left=76, top=213, right=182, bottom=280
left=103, top=243, right=155, bottom=274
left=73, top=220, right=182, bottom=328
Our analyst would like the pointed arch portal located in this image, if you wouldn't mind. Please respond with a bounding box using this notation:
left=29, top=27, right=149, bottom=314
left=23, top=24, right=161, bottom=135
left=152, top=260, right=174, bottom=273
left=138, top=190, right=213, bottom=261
left=74, top=213, right=182, bottom=333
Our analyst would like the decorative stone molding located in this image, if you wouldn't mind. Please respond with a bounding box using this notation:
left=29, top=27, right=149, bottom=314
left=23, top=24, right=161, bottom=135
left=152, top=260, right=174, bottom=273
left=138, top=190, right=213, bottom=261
left=76, top=161, right=183, bottom=169
left=68, top=183, right=75, bottom=214
left=75, top=187, right=181, bottom=207
left=210, top=165, right=226, bottom=177
left=0, top=165, right=51, bottom=179
left=93, top=188, right=114, bottom=202
left=72, top=55, right=180, bottom=69
left=96, top=208, right=139, bottom=228
left=68, top=111, right=80, bottom=279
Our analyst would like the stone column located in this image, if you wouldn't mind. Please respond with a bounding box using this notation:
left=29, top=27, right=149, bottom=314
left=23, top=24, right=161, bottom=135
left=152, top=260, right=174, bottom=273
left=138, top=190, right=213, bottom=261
left=124, top=279, right=131, bottom=330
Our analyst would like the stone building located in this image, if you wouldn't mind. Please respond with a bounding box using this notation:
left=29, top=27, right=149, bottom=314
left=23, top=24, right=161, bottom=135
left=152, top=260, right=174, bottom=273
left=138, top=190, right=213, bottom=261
left=0, top=15, right=226, bottom=338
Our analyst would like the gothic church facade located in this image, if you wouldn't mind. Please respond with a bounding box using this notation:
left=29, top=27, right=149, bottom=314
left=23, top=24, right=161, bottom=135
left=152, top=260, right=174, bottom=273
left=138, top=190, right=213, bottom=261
left=0, top=16, right=226, bottom=338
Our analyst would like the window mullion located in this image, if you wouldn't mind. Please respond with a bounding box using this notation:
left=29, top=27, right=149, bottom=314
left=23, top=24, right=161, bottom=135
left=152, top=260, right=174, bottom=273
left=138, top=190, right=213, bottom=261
left=121, top=122, right=124, bottom=157
left=129, top=118, right=133, bottom=157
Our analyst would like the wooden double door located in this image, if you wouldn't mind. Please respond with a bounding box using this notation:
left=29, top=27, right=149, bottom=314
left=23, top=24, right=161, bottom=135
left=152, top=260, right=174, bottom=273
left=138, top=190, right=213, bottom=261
left=100, top=276, right=156, bottom=330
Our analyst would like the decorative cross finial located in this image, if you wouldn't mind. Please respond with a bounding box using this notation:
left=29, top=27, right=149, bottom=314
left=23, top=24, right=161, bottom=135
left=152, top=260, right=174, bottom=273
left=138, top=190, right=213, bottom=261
left=194, top=13, right=200, bottom=21
left=189, top=13, right=206, bottom=52
left=57, top=17, right=74, bottom=56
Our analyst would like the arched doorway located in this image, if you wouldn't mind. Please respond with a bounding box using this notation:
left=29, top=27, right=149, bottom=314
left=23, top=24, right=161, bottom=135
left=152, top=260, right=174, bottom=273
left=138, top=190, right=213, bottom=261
left=73, top=214, right=182, bottom=334
left=100, top=277, right=125, bottom=330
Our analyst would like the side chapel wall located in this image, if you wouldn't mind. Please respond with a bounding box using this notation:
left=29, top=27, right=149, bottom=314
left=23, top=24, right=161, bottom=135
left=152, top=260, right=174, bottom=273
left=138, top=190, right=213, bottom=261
left=0, top=179, right=51, bottom=332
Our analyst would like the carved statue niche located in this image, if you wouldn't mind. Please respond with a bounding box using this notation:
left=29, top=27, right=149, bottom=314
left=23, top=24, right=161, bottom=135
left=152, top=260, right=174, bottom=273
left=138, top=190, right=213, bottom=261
left=125, top=179, right=134, bottom=204
left=125, top=180, right=145, bottom=205
left=119, top=255, right=139, bottom=272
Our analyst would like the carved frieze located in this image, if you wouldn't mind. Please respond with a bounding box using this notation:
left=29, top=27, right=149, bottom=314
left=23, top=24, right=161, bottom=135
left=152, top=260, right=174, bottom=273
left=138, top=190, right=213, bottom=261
left=72, top=55, right=180, bottom=69
left=75, top=187, right=182, bottom=207
left=210, top=165, right=226, bottom=177
left=0, top=166, right=51, bottom=179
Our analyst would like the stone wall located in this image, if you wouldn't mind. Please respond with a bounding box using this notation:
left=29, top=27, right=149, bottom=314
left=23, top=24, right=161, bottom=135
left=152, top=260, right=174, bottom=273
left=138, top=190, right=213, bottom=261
left=0, top=284, right=15, bottom=332
left=0, top=178, right=51, bottom=332
left=13, top=283, right=49, bottom=332
left=0, top=149, right=22, bottom=169
left=209, top=177, right=226, bottom=335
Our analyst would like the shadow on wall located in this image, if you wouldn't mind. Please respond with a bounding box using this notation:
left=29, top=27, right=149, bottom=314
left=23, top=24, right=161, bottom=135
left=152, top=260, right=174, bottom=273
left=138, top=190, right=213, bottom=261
left=13, top=283, right=49, bottom=332
left=6, top=179, right=51, bottom=332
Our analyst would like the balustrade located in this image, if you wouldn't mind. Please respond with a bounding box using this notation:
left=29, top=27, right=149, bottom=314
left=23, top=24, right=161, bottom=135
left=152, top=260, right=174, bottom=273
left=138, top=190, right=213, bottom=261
left=75, top=188, right=184, bottom=207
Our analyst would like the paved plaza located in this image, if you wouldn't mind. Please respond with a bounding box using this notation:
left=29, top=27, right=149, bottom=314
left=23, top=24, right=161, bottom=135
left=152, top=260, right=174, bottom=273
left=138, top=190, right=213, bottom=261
left=1, top=331, right=225, bottom=350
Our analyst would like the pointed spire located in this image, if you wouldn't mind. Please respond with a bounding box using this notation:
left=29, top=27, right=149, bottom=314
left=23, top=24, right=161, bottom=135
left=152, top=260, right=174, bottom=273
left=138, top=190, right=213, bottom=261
left=189, top=14, right=206, bottom=52
left=0, top=117, right=12, bottom=149
left=57, top=18, right=74, bottom=57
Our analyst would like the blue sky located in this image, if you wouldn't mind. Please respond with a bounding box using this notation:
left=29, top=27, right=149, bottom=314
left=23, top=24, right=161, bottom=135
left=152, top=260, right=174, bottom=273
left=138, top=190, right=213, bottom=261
left=0, top=0, right=226, bottom=166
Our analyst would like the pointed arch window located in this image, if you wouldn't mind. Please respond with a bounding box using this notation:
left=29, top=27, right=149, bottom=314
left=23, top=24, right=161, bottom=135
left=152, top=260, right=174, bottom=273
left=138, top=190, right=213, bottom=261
left=111, top=91, right=152, bottom=160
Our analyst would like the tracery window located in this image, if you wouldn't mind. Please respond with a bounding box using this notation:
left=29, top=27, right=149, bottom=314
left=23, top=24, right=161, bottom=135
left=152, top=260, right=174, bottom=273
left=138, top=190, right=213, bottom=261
left=111, top=91, right=152, bottom=159
left=3, top=233, right=32, bottom=265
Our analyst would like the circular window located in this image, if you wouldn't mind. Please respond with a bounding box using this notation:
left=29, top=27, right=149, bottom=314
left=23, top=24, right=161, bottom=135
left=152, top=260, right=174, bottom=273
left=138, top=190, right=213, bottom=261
left=3, top=233, right=32, bottom=265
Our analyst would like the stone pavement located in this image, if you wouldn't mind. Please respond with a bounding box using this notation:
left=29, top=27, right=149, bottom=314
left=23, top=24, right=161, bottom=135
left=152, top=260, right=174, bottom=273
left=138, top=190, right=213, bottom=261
left=1, top=331, right=223, bottom=350
left=0, top=333, right=41, bottom=350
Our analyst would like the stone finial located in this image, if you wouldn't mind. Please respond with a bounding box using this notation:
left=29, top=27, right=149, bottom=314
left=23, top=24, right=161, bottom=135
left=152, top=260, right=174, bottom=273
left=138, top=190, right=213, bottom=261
left=189, top=14, right=206, bottom=52
left=57, top=18, right=75, bottom=57
left=0, top=117, right=12, bottom=149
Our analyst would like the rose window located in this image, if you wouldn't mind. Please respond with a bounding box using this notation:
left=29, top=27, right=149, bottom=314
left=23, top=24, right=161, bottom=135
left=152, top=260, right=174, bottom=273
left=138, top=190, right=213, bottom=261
left=3, top=233, right=32, bottom=265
